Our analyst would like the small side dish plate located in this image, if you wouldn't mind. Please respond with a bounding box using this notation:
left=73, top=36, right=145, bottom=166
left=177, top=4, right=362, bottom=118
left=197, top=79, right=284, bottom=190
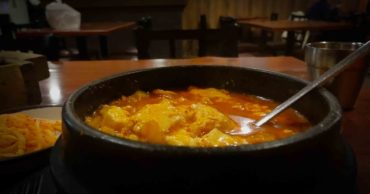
left=0, top=105, right=62, bottom=188
left=18, top=106, right=62, bottom=120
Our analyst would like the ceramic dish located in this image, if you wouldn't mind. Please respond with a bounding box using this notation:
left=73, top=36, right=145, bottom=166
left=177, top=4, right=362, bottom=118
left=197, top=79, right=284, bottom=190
left=0, top=105, right=61, bottom=188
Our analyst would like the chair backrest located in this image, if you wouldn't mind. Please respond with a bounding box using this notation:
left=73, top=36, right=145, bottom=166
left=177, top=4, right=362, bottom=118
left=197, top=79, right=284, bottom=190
left=281, top=11, right=310, bottom=48
left=290, top=11, right=307, bottom=21
left=0, top=14, right=17, bottom=50
left=134, top=16, right=239, bottom=59
left=290, top=11, right=310, bottom=48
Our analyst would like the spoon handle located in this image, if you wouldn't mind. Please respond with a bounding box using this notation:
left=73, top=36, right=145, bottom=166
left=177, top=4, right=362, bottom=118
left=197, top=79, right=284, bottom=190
left=255, top=41, right=370, bottom=127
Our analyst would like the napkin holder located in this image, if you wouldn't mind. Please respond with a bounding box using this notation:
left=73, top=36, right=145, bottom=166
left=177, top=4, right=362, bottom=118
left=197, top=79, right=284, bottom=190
left=0, top=51, right=49, bottom=110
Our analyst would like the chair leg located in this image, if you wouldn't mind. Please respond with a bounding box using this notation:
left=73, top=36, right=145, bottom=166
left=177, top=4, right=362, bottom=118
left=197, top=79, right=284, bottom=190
left=301, top=31, right=310, bottom=49
left=169, top=39, right=176, bottom=58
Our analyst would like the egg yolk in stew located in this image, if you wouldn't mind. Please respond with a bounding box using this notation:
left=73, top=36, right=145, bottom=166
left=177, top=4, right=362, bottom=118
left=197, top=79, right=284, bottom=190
left=85, top=87, right=311, bottom=147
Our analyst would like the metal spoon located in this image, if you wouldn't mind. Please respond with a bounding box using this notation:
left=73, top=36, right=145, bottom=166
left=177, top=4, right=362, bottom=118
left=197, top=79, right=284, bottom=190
left=254, top=41, right=370, bottom=127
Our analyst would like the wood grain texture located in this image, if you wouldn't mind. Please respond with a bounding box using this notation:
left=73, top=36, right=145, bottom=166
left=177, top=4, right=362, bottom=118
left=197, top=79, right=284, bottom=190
left=238, top=20, right=352, bottom=31
left=182, top=0, right=311, bottom=29
left=63, top=0, right=187, bottom=8
left=0, top=65, right=27, bottom=110
left=357, top=0, right=369, bottom=12
left=39, top=56, right=306, bottom=105
left=182, top=0, right=362, bottom=29
left=181, top=0, right=361, bottom=56
left=16, top=22, right=136, bottom=37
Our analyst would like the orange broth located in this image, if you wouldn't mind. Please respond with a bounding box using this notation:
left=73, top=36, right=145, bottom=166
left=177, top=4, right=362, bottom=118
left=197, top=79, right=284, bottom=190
left=85, top=87, right=311, bottom=147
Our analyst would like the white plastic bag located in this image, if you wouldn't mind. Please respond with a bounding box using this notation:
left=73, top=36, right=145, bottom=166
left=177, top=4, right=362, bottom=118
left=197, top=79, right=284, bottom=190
left=45, top=0, right=81, bottom=30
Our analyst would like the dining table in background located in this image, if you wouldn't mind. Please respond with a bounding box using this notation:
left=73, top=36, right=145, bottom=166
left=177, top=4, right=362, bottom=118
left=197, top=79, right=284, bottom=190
left=39, top=56, right=369, bottom=193
left=237, top=19, right=353, bottom=55
left=16, top=21, right=136, bottom=59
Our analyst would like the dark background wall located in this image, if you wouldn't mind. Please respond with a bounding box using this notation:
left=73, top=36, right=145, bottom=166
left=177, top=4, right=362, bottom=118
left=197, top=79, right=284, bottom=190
left=50, top=0, right=365, bottom=58
left=62, top=0, right=187, bottom=58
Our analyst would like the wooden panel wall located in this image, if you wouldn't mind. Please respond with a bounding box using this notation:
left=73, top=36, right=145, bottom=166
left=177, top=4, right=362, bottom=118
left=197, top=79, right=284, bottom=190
left=60, top=0, right=187, bottom=58
left=181, top=0, right=364, bottom=57
left=183, top=0, right=311, bottom=29
left=182, top=0, right=363, bottom=29
left=357, top=0, right=369, bottom=12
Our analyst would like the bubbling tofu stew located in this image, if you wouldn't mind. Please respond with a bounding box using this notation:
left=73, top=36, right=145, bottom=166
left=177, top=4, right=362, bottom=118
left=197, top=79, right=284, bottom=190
left=85, top=87, right=311, bottom=147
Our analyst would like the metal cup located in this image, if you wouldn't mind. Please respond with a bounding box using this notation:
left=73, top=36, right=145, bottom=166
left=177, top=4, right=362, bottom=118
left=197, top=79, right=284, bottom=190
left=305, top=42, right=369, bottom=110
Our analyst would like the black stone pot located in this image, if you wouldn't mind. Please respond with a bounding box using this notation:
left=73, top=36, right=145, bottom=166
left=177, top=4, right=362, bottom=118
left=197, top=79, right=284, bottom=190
left=60, top=65, right=342, bottom=193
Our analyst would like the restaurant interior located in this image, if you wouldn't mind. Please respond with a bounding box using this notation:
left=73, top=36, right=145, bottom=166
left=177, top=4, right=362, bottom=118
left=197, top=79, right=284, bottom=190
left=0, top=0, right=370, bottom=193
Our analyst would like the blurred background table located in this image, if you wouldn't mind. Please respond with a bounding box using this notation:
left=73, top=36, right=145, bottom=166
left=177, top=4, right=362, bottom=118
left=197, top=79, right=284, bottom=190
left=238, top=19, right=353, bottom=55
left=39, top=56, right=369, bottom=193
left=16, top=22, right=136, bottom=60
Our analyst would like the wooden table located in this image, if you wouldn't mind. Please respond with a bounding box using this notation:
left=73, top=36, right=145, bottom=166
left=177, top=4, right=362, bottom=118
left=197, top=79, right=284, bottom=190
left=238, top=19, right=353, bottom=55
left=39, top=56, right=369, bottom=193
left=17, top=22, right=136, bottom=59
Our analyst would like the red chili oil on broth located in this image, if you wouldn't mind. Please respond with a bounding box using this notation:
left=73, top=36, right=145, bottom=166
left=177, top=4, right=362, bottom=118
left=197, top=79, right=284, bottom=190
left=85, top=87, right=311, bottom=147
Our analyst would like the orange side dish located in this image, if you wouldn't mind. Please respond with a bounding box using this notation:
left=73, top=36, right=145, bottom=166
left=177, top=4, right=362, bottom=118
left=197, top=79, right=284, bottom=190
left=85, top=87, right=311, bottom=147
left=0, top=114, right=61, bottom=158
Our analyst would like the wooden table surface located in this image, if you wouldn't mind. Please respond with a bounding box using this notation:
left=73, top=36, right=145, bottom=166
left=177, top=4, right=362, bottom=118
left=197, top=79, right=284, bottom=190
left=238, top=19, right=352, bottom=31
left=16, top=21, right=136, bottom=37
left=238, top=19, right=353, bottom=55
left=39, top=56, right=369, bottom=193
left=17, top=21, right=136, bottom=60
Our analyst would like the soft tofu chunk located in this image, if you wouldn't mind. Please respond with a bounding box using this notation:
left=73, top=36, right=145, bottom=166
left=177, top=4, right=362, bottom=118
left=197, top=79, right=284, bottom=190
left=127, top=91, right=149, bottom=103
left=136, top=120, right=165, bottom=143
left=165, top=129, right=198, bottom=146
left=245, top=132, right=276, bottom=144
left=99, top=105, right=132, bottom=130
left=133, top=100, right=184, bottom=133
left=152, top=89, right=177, bottom=98
left=188, top=103, right=237, bottom=135
left=99, top=126, right=124, bottom=138
left=202, top=129, right=238, bottom=146
left=189, top=88, right=230, bottom=100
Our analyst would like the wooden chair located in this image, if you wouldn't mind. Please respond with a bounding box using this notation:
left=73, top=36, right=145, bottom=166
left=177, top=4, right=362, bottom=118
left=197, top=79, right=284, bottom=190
left=281, top=12, right=310, bottom=49
left=134, top=16, right=239, bottom=59
left=0, top=14, right=17, bottom=50
left=237, top=14, right=283, bottom=56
